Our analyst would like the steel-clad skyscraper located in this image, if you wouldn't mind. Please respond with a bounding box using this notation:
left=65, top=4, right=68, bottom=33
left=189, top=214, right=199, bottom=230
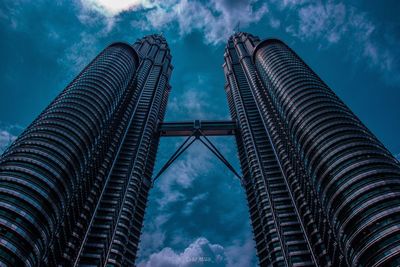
left=224, top=32, right=400, bottom=267
left=1, top=31, right=400, bottom=267
left=0, top=34, right=172, bottom=266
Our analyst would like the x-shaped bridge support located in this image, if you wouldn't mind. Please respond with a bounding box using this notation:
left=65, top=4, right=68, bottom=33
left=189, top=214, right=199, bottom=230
left=152, top=120, right=242, bottom=186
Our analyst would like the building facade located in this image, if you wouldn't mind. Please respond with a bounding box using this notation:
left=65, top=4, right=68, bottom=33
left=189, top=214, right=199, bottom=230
left=224, top=32, right=400, bottom=267
left=0, top=34, right=172, bottom=266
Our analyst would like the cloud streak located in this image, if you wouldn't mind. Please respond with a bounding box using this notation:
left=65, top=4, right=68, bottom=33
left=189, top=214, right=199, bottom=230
left=286, top=2, right=348, bottom=44
left=81, top=0, right=268, bottom=45
left=77, top=0, right=400, bottom=83
left=279, top=0, right=400, bottom=83
left=146, top=0, right=268, bottom=45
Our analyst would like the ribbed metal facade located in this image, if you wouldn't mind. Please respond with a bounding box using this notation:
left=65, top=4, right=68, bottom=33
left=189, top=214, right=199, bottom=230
left=224, top=32, right=400, bottom=267
left=0, top=34, right=172, bottom=266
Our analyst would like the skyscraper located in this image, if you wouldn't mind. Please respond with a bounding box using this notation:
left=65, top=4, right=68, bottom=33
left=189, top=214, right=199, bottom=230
left=1, top=31, right=399, bottom=267
left=0, top=34, right=172, bottom=266
left=224, top=32, right=400, bottom=266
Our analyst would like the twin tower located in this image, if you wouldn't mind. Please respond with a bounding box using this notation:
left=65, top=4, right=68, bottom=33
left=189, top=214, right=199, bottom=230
left=0, top=33, right=399, bottom=267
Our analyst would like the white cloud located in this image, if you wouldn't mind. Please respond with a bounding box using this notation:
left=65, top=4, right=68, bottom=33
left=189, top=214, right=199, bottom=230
left=80, top=0, right=153, bottom=17
left=79, top=0, right=268, bottom=45
left=143, top=0, right=268, bottom=45
left=76, top=0, right=399, bottom=81
left=77, top=0, right=153, bottom=32
left=138, top=237, right=256, bottom=267
left=138, top=237, right=225, bottom=267
left=270, top=0, right=309, bottom=10
left=280, top=1, right=399, bottom=82
left=286, top=2, right=347, bottom=44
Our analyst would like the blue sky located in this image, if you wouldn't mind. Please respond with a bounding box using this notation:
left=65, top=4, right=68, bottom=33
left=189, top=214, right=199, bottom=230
left=0, top=0, right=399, bottom=266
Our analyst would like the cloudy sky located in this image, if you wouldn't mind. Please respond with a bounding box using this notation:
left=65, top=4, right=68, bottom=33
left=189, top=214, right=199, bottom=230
left=1, top=0, right=400, bottom=266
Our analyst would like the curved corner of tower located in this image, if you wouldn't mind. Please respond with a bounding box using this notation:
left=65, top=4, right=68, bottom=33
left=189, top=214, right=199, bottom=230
left=108, top=42, right=140, bottom=64
left=252, top=37, right=285, bottom=61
